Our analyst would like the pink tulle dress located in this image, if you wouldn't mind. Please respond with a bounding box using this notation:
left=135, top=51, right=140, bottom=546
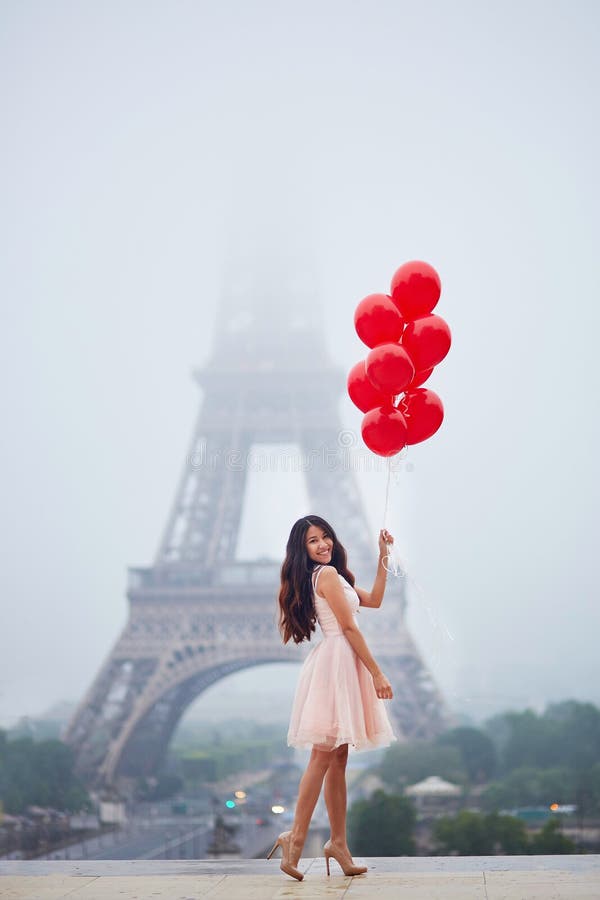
left=287, top=565, right=396, bottom=752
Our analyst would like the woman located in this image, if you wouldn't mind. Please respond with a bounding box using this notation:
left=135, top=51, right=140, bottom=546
left=267, top=515, right=396, bottom=881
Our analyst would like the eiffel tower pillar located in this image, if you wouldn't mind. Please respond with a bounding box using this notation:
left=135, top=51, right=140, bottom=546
left=65, top=285, right=447, bottom=787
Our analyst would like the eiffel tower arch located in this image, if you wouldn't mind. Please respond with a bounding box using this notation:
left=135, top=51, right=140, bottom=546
left=65, top=278, right=447, bottom=787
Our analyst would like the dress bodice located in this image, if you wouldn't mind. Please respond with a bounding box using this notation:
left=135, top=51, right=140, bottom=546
left=312, top=565, right=360, bottom=637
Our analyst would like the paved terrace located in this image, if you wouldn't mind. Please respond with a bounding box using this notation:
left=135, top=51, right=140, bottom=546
left=1, top=856, right=599, bottom=899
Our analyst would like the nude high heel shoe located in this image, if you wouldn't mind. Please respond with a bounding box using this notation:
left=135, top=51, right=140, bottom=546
left=266, top=830, right=304, bottom=881
left=323, top=839, right=367, bottom=876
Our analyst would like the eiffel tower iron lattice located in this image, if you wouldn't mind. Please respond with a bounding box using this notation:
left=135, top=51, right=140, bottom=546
left=65, top=286, right=447, bottom=786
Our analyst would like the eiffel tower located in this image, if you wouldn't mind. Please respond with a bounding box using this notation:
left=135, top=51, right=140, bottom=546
left=65, top=271, right=447, bottom=787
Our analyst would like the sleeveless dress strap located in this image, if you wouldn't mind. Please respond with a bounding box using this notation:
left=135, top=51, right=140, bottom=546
left=312, top=564, right=326, bottom=594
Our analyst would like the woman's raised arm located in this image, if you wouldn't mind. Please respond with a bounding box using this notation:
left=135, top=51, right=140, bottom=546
left=355, top=529, right=394, bottom=609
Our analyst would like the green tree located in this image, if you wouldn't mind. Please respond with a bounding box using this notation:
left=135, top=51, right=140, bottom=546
left=481, top=766, right=575, bottom=812
left=488, top=812, right=529, bottom=854
left=379, top=741, right=465, bottom=789
left=544, top=702, right=600, bottom=773
left=437, top=727, right=497, bottom=783
left=136, top=774, right=183, bottom=801
left=499, top=710, right=557, bottom=772
left=485, top=702, right=600, bottom=775
left=349, top=790, right=416, bottom=856
left=434, top=811, right=529, bottom=855
left=0, top=732, right=89, bottom=814
left=434, top=810, right=494, bottom=855
left=529, top=819, right=576, bottom=854
left=574, top=761, right=600, bottom=817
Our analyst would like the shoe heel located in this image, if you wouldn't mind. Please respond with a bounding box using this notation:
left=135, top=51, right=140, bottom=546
left=266, top=840, right=279, bottom=860
left=324, top=852, right=331, bottom=876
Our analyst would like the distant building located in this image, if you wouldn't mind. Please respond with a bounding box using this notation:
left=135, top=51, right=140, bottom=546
left=405, top=775, right=462, bottom=815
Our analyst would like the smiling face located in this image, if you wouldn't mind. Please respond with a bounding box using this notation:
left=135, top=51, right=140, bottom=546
left=305, top=524, right=334, bottom=564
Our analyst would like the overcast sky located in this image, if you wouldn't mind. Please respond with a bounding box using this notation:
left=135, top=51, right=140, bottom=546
left=1, top=0, right=599, bottom=729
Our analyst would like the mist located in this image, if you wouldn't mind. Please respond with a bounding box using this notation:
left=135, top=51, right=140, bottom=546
left=1, top=0, right=599, bottom=729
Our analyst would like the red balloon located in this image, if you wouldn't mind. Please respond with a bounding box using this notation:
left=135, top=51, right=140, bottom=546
left=406, top=366, right=434, bottom=390
left=347, top=360, right=391, bottom=413
left=365, top=342, right=415, bottom=395
left=361, top=406, right=408, bottom=456
left=354, top=293, right=404, bottom=348
left=390, top=260, right=441, bottom=320
left=399, top=388, right=444, bottom=445
left=402, top=314, right=451, bottom=371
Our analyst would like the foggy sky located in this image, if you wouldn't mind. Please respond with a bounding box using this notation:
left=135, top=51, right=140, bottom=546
left=1, top=0, right=599, bottom=728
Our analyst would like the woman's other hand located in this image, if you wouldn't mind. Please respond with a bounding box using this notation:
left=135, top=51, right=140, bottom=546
left=373, top=671, right=393, bottom=700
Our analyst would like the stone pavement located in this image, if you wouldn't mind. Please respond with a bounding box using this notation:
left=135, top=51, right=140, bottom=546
left=1, top=856, right=599, bottom=899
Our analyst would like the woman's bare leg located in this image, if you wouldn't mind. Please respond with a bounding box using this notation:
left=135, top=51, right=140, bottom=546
left=323, top=744, right=349, bottom=847
left=289, top=747, right=333, bottom=863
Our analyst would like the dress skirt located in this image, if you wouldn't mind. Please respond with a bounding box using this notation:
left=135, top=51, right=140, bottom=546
left=287, top=633, right=397, bottom=752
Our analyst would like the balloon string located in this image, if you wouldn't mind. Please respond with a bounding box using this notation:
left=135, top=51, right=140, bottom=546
left=382, top=457, right=392, bottom=531
left=381, top=556, right=454, bottom=645
left=407, top=574, right=455, bottom=643
left=379, top=453, right=454, bottom=645
left=381, top=450, right=406, bottom=573
left=378, top=449, right=459, bottom=699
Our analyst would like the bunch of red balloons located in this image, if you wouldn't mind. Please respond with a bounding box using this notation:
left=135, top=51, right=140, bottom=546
left=347, top=260, right=451, bottom=457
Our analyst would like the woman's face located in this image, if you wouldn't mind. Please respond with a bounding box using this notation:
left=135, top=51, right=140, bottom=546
left=305, top=524, right=334, bottom=564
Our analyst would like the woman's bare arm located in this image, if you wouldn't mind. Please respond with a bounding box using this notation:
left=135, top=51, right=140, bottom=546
left=318, top=566, right=393, bottom=700
left=356, top=529, right=393, bottom=608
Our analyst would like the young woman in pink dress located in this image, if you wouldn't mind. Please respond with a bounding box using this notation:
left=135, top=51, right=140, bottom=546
left=267, top=515, right=396, bottom=881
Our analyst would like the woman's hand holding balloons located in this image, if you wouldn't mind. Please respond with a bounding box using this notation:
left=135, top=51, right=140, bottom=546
left=378, top=529, right=394, bottom=557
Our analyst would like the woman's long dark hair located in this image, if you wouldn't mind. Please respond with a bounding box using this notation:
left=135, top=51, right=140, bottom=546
left=278, top=515, right=355, bottom=645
